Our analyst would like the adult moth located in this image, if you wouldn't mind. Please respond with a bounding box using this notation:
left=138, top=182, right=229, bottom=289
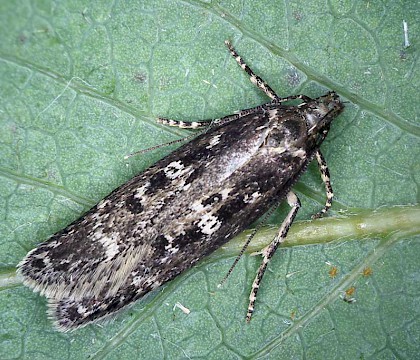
left=18, top=41, right=344, bottom=331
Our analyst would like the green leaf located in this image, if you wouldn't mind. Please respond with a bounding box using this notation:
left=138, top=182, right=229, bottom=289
left=1, top=0, right=419, bottom=359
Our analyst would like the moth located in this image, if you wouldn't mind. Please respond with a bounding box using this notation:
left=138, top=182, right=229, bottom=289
left=18, top=41, right=344, bottom=331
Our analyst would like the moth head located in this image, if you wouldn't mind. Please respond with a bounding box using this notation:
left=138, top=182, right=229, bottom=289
left=304, top=91, right=344, bottom=144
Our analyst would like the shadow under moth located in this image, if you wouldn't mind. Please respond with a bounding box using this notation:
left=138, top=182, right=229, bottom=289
left=18, top=41, right=344, bottom=331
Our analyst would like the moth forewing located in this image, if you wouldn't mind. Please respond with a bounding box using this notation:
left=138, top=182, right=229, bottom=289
left=18, top=42, right=344, bottom=331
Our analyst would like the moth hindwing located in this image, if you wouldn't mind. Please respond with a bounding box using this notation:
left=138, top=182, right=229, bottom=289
left=18, top=41, right=344, bottom=331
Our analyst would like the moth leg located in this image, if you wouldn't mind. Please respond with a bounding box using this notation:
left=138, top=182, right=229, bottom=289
left=225, top=40, right=280, bottom=101
left=246, top=191, right=301, bottom=322
left=312, top=150, right=334, bottom=219
left=218, top=205, right=279, bottom=288
left=159, top=99, right=276, bottom=131
left=157, top=116, right=236, bottom=130
left=126, top=116, right=218, bottom=158
left=133, top=107, right=262, bottom=158
left=225, top=41, right=314, bottom=105
left=157, top=118, right=210, bottom=129
left=213, top=103, right=276, bottom=127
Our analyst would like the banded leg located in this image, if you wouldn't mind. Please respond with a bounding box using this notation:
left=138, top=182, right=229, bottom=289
left=158, top=100, right=274, bottom=131
left=225, top=40, right=280, bottom=101
left=151, top=102, right=271, bottom=158
left=312, top=150, right=334, bottom=219
left=225, top=41, right=313, bottom=104
left=246, top=191, right=301, bottom=322
left=157, top=114, right=237, bottom=130
left=261, top=94, right=314, bottom=105
left=218, top=204, right=279, bottom=288
left=125, top=118, right=206, bottom=158
left=157, top=98, right=313, bottom=132
left=157, top=118, right=210, bottom=129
